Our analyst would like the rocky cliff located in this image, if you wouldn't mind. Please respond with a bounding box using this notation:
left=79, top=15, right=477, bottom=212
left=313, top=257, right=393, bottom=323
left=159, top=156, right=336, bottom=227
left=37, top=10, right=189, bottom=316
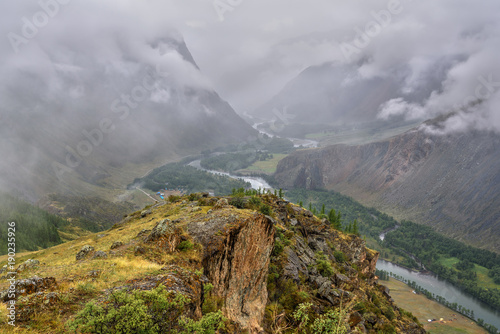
left=274, top=127, right=500, bottom=252
left=0, top=193, right=425, bottom=333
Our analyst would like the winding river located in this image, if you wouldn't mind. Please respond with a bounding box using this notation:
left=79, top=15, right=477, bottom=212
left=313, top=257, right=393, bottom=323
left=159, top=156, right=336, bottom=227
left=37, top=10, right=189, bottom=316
left=377, top=260, right=500, bottom=329
left=377, top=228, right=500, bottom=330
left=187, top=159, right=273, bottom=191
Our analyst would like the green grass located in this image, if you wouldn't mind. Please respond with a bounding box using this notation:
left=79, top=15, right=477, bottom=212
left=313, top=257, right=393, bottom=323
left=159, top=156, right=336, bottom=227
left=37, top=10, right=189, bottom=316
left=474, top=264, right=498, bottom=289
left=241, top=154, right=288, bottom=174
left=437, top=257, right=460, bottom=268
left=437, top=257, right=499, bottom=289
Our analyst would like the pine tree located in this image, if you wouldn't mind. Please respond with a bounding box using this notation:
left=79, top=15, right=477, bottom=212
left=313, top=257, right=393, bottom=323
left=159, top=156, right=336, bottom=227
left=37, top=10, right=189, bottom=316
left=352, top=219, right=359, bottom=235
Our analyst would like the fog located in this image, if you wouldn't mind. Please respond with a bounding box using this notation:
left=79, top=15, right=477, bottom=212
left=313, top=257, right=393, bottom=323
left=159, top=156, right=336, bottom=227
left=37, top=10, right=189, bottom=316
left=0, top=0, right=499, bottom=196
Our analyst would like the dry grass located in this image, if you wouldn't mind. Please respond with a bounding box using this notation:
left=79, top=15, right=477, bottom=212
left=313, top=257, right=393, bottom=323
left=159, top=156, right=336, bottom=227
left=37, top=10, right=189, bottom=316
left=382, top=278, right=487, bottom=334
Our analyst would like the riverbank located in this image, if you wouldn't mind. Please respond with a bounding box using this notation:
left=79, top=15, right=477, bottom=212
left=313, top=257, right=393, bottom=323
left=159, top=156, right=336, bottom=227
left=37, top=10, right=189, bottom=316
left=377, top=260, right=500, bottom=332
left=382, top=277, right=487, bottom=334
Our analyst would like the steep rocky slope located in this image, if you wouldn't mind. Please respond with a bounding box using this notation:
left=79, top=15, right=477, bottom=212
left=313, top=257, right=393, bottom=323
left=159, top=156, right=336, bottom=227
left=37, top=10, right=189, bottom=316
left=274, top=127, right=500, bottom=252
left=0, top=193, right=424, bottom=333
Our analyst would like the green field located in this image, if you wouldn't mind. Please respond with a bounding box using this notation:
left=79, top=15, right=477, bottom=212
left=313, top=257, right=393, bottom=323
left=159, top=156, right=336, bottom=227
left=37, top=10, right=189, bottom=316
left=438, top=257, right=499, bottom=289
left=239, top=154, right=288, bottom=174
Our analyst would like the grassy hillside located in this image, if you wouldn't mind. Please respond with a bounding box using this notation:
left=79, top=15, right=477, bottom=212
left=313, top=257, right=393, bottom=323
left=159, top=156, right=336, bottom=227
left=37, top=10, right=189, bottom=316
left=0, top=193, right=424, bottom=333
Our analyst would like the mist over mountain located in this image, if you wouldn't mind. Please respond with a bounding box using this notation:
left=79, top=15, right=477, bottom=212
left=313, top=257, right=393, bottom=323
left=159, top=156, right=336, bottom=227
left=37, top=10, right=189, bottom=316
left=0, top=2, right=255, bottom=200
left=252, top=58, right=457, bottom=126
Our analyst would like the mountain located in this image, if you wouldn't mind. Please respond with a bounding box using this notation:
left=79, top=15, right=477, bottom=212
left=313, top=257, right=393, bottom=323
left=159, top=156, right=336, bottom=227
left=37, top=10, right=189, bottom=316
left=0, top=34, right=256, bottom=204
left=0, top=193, right=425, bottom=333
left=251, top=59, right=457, bottom=135
left=274, top=120, right=500, bottom=252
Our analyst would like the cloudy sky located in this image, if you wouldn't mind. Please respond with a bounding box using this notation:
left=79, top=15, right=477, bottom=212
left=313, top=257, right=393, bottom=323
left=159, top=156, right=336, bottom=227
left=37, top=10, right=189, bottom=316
left=0, top=0, right=499, bottom=132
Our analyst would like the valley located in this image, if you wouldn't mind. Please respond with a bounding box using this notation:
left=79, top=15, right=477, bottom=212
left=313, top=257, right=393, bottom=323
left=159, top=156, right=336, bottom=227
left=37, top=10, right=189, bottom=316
left=2, top=2, right=499, bottom=333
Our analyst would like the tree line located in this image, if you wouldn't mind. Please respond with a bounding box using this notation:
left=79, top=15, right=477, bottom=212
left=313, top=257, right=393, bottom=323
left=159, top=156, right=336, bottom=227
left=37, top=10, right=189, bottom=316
left=0, top=193, right=68, bottom=254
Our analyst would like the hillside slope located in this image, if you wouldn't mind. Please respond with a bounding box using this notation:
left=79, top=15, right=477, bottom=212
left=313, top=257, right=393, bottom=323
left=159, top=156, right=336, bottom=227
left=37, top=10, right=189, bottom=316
left=0, top=194, right=424, bottom=333
left=274, top=127, right=500, bottom=252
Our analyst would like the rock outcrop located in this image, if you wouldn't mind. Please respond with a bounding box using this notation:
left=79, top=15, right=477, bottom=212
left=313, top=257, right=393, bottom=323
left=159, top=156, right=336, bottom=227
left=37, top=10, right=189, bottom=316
left=189, top=211, right=275, bottom=333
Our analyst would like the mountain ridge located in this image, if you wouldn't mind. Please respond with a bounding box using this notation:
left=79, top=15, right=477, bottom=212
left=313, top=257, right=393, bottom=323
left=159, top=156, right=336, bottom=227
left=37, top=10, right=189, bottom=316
left=274, top=126, right=500, bottom=252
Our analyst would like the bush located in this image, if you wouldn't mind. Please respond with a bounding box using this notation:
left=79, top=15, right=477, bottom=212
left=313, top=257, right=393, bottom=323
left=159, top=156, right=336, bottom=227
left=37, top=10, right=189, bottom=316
left=66, top=286, right=188, bottom=333
left=67, top=286, right=226, bottom=334
left=259, top=204, right=272, bottom=216
left=334, top=251, right=347, bottom=263
left=272, top=239, right=284, bottom=257
left=293, top=302, right=348, bottom=334
left=168, top=195, right=181, bottom=203
left=229, top=197, right=245, bottom=209
left=179, top=310, right=226, bottom=334
left=177, top=241, right=194, bottom=252
left=316, top=252, right=334, bottom=278
left=249, top=196, right=261, bottom=208
left=188, top=193, right=200, bottom=201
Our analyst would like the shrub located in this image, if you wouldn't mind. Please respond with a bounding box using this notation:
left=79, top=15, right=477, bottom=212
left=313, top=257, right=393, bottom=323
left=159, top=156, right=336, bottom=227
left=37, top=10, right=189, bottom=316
left=293, top=302, right=348, bottom=334
left=249, top=196, right=261, bottom=208
left=188, top=193, right=200, bottom=201
left=229, top=197, right=245, bottom=209
left=316, top=252, right=334, bottom=278
left=334, top=251, right=347, bottom=263
left=168, top=195, right=181, bottom=203
left=259, top=204, right=272, bottom=216
left=179, top=310, right=226, bottom=334
left=67, top=285, right=225, bottom=334
left=66, top=286, right=188, bottom=333
left=272, top=239, right=284, bottom=257
left=177, top=241, right=194, bottom=252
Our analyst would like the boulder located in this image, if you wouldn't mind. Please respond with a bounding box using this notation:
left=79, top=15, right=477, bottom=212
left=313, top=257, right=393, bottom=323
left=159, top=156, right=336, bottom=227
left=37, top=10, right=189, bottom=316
left=212, top=198, right=230, bottom=210
left=76, top=245, right=95, bottom=261
left=92, top=251, right=108, bottom=259
left=141, top=209, right=152, bottom=218
left=16, top=259, right=40, bottom=272
left=110, top=241, right=124, bottom=249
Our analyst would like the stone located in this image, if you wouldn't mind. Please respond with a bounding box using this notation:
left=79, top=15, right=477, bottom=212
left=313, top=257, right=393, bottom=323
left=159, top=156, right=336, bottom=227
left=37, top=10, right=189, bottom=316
left=76, top=245, right=95, bottom=261
left=92, top=251, right=108, bottom=259
left=87, top=270, right=101, bottom=278
left=16, top=259, right=40, bottom=272
left=110, top=241, right=124, bottom=249
left=134, top=246, right=146, bottom=255
left=349, top=311, right=364, bottom=327
left=212, top=198, right=230, bottom=210
left=136, top=229, right=151, bottom=238
left=141, top=209, right=152, bottom=218
left=199, top=213, right=275, bottom=334
left=1, top=276, right=57, bottom=301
